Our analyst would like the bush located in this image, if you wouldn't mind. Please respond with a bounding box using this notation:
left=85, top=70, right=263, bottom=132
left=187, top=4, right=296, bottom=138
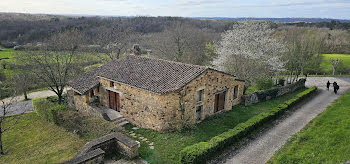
left=179, top=87, right=317, bottom=164
left=33, top=98, right=119, bottom=140
left=55, top=110, right=119, bottom=140
left=255, top=78, right=274, bottom=90
left=278, top=78, right=285, bottom=86
left=46, top=94, right=67, bottom=104
left=32, top=98, right=68, bottom=123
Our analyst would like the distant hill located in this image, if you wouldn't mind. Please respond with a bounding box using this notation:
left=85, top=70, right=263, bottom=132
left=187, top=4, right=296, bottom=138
left=193, top=17, right=350, bottom=23
left=1, top=12, right=349, bottom=23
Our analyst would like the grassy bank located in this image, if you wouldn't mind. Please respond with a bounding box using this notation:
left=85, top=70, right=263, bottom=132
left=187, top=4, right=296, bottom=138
left=321, top=54, right=350, bottom=73
left=268, top=90, right=350, bottom=164
left=0, top=113, right=85, bottom=164
left=125, top=87, right=308, bottom=164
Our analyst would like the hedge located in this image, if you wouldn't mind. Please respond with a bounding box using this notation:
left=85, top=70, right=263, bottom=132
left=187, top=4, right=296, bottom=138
left=179, top=87, right=317, bottom=164
left=32, top=98, right=68, bottom=123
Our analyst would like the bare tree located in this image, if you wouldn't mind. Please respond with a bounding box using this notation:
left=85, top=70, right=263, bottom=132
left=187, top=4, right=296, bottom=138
left=330, top=58, right=342, bottom=75
left=96, top=25, right=139, bottom=60
left=146, top=23, right=219, bottom=65
left=16, top=29, right=85, bottom=104
left=12, top=69, right=35, bottom=100
left=213, top=21, right=286, bottom=85
left=0, top=92, right=28, bottom=155
left=276, top=26, right=326, bottom=82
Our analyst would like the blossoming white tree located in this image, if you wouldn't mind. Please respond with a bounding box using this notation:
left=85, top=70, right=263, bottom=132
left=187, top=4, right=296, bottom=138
left=213, top=21, right=286, bottom=85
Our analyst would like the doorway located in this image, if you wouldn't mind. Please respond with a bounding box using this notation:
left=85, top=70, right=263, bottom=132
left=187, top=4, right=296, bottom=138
left=214, top=91, right=226, bottom=113
left=109, top=91, right=120, bottom=111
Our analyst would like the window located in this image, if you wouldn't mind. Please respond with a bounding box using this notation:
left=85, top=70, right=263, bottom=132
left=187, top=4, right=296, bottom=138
left=196, top=105, right=202, bottom=121
left=90, top=90, right=94, bottom=97
left=196, top=89, right=203, bottom=102
left=233, top=86, right=238, bottom=99
left=110, top=81, right=114, bottom=87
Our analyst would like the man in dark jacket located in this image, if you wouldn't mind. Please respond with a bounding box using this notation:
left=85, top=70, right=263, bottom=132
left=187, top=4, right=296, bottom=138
left=327, top=81, right=331, bottom=90
left=333, top=82, right=339, bottom=94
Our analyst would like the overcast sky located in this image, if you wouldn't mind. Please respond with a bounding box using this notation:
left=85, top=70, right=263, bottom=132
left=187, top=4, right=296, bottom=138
left=1, top=0, right=350, bottom=19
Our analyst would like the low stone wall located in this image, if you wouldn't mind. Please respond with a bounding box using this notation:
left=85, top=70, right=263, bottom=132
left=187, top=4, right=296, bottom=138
left=67, top=90, right=102, bottom=117
left=62, top=148, right=105, bottom=164
left=241, top=79, right=306, bottom=106
left=63, top=133, right=140, bottom=164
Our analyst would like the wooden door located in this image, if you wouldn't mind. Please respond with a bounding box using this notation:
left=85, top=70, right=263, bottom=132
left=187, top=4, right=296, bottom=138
left=214, top=94, right=219, bottom=112
left=214, top=91, right=226, bottom=112
left=109, top=91, right=120, bottom=111
left=218, top=91, right=226, bottom=111
left=109, top=91, right=115, bottom=110
left=116, top=92, right=120, bottom=111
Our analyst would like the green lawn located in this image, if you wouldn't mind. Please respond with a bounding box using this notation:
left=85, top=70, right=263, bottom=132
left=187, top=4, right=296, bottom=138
left=321, top=54, right=350, bottom=73
left=0, top=113, right=85, bottom=164
left=0, top=48, right=16, bottom=78
left=0, top=48, right=15, bottom=61
left=125, top=87, right=308, bottom=164
left=268, top=90, right=350, bottom=164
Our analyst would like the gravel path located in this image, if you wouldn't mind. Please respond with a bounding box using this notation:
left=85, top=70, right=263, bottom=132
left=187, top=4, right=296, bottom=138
left=0, top=88, right=67, bottom=116
left=0, top=100, right=33, bottom=116
left=1, top=89, right=67, bottom=105
left=214, top=77, right=350, bottom=164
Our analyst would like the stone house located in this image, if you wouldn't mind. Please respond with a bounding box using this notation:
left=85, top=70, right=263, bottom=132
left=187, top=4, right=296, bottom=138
left=68, top=55, right=245, bottom=131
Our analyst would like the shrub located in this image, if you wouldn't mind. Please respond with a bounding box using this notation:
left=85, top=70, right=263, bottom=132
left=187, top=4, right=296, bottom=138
left=32, top=98, right=68, bottom=123
left=255, top=78, right=274, bottom=90
left=179, top=87, right=317, bottom=164
left=55, top=109, right=119, bottom=140
left=46, top=94, right=67, bottom=104
left=278, top=78, right=285, bottom=86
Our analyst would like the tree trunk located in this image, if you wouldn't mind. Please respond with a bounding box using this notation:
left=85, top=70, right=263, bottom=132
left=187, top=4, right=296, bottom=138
left=0, top=130, right=3, bottom=155
left=58, top=94, right=63, bottom=104
left=24, top=91, right=28, bottom=100
left=332, top=66, right=336, bottom=75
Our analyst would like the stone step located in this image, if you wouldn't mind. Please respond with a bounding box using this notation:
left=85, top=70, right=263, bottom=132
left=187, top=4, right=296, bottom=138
left=114, top=117, right=126, bottom=124
left=118, top=121, right=129, bottom=127
left=104, top=109, right=124, bottom=121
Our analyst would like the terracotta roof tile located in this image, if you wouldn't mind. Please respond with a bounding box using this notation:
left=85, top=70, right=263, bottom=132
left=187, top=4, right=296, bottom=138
left=69, top=55, right=208, bottom=94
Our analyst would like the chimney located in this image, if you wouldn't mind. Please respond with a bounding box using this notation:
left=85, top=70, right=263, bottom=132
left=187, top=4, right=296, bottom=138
left=131, top=44, right=141, bottom=56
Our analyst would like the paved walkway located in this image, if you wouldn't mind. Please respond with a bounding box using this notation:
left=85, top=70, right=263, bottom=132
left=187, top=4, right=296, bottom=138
left=0, top=88, right=67, bottom=116
left=1, top=88, right=67, bottom=105
left=0, top=100, right=33, bottom=116
left=214, top=77, right=350, bottom=164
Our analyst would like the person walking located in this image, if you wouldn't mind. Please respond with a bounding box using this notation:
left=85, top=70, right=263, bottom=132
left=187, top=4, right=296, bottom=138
left=327, top=81, right=331, bottom=90
left=333, top=82, right=338, bottom=94
left=335, top=84, right=340, bottom=94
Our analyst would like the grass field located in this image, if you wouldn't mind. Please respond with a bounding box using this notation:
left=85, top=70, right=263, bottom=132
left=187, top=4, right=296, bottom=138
left=0, top=113, right=85, bottom=164
left=268, top=90, right=350, bottom=164
left=0, top=47, right=15, bottom=61
left=321, top=54, right=350, bottom=73
left=0, top=48, right=16, bottom=78
left=125, top=88, right=308, bottom=164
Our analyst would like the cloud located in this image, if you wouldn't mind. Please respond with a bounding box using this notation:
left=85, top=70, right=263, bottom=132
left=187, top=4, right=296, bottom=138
left=0, top=0, right=349, bottom=19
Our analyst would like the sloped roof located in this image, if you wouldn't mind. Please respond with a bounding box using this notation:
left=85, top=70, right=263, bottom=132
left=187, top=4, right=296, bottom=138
left=69, top=55, right=236, bottom=95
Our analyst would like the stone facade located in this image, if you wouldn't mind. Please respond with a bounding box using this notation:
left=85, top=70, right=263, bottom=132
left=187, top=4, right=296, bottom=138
left=67, top=90, right=102, bottom=117
left=177, top=70, right=245, bottom=127
left=70, top=70, right=245, bottom=131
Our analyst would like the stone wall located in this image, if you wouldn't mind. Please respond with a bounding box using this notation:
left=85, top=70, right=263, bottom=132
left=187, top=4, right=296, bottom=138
left=179, top=70, right=245, bottom=126
left=62, top=148, right=105, bottom=164
left=67, top=90, right=102, bottom=117
left=63, top=133, right=140, bottom=164
left=96, top=70, right=245, bottom=131
left=69, top=70, right=245, bottom=132
left=241, top=79, right=306, bottom=106
left=99, top=78, right=180, bottom=131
